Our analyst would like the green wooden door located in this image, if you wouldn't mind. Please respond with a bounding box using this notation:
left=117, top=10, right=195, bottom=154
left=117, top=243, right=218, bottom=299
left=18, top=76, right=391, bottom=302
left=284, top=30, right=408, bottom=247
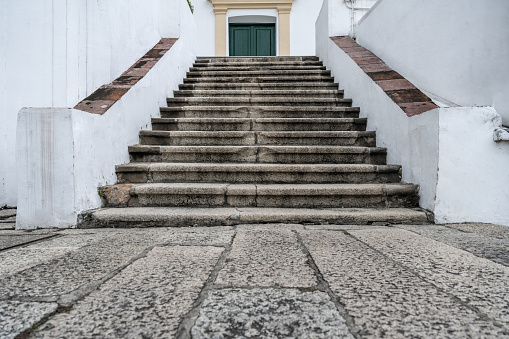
left=229, top=24, right=276, bottom=56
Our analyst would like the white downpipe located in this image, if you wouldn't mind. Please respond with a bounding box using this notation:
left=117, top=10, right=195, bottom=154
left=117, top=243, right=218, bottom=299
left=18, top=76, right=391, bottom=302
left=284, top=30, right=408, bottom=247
left=344, top=0, right=376, bottom=38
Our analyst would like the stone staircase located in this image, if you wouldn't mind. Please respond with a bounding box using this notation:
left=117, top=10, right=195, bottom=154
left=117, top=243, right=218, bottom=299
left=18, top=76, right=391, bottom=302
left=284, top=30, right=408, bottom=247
left=79, top=56, right=430, bottom=228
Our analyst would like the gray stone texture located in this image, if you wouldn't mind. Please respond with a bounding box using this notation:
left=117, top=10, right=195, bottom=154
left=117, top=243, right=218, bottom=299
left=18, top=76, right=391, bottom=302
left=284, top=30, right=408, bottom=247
left=299, top=230, right=506, bottom=338
left=216, top=230, right=316, bottom=287
left=192, top=288, right=354, bottom=339
left=399, top=224, right=509, bottom=266
left=0, top=233, right=112, bottom=277
left=0, top=223, right=15, bottom=230
left=34, top=246, right=223, bottom=339
left=0, top=301, right=57, bottom=339
left=0, top=234, right=55, bottom=250
left=0, top=231, right=167, bottom=299
left=445, top=223, right=509, bottom=239
left=352, top=228, right=509, bottom=329
left=0, top=209, right=16, bottom=219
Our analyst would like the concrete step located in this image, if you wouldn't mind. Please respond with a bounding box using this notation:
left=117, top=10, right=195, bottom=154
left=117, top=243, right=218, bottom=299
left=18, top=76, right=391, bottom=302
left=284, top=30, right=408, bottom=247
left=192, top=61, right=325, bottom=68
left=115, top=163, right=401, bottom=184
left=183, top=76, right=335, bottom=83
left=151, top=118, right=367, bottom=132
left=195, top=56, right=320, bottom=63
left=78, top=207, right=430, bottom=228
left=166, top=97, right=352, bottom=107
left=173, top=90, right=344, bottom=98
left=160, top=106, right=360, bottom=119
left=186, top=70, right=331, bottom=77
left=189, top=65, right=327, bottom=72
left=128, top=145, right=387, bottom=164
left=178, top=83, right=340, bottom=91
left=138, top=131, right=376, bottom=146
left=99, top=183, right=419, bottom=209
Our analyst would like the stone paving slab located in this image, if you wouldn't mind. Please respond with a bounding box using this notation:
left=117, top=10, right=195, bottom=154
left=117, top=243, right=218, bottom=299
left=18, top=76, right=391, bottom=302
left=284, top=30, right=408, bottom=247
left=445, top=223, right=509, bottom=239
left=216, top=230, right=316, bottom=287
left=0, top=209, right=16, bottom=219
left=0, top=223, right=15, bottom=230
left=163, top=227, right=235, bottom=246
left=236, top=223, right=305, bottom=230
left=299, top=230, right=506, bottom=338
left=0, top=234, right=55, bottom=251
left=399, top=225, right=509, bottom=266
left=0, top=234, right=112, bottom=277
left=303, top=224, right=392, bottom=230
left=352, top=228, right=509, bottom=330
left=0, top=301, right=58, bottom=339
left=192, top=288, right=354, bottom=339
left=34, top=246, right=223, bottom=338
left=0, top=232, right=159, bottom=299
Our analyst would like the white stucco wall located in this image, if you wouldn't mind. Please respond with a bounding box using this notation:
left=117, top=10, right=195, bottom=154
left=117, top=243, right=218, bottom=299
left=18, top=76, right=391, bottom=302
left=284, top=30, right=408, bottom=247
left=435, top=107, right=509, bottom=225
left=15, top=1, right=197, bottom=228
left=356, top=0, right=509, bottom=125
left=0, top=0, right=187, bottom=208
left=193, top=0, right=216, bottom=56
left=192, top=0, right=321, bottom=56
left=317, top=0, right=509, bottom=226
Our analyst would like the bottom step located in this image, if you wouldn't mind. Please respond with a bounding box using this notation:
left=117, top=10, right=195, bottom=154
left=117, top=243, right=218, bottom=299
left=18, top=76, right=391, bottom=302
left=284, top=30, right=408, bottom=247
left=79, top=207, right=430, bottom=228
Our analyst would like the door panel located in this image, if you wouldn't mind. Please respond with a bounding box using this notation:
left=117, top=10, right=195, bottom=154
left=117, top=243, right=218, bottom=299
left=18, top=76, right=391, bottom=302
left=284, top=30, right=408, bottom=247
left=229, top=24, right=275, bottom=56
left=230, top=27, right=251, bottom=56
left=253, top=26, right=275, bottom=56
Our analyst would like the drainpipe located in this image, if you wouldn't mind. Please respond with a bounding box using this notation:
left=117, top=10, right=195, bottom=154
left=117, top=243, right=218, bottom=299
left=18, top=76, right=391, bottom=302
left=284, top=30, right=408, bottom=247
left=344, top=0, right=375, bottom=38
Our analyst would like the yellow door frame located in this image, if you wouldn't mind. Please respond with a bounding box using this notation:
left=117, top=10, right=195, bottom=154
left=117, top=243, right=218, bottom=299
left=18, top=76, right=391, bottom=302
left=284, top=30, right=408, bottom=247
left=209, top=0, right=294, bottom=56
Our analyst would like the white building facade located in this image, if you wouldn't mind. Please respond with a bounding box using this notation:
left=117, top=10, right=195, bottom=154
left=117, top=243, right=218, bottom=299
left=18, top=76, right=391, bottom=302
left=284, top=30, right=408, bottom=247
left=2, top=0, right=509, bottom=227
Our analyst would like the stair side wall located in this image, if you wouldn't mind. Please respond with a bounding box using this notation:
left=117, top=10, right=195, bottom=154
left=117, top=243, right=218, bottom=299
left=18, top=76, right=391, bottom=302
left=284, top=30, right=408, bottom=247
left=317, top=1, right=509, bottom=226
left=15, top=3, right=197, bottom=229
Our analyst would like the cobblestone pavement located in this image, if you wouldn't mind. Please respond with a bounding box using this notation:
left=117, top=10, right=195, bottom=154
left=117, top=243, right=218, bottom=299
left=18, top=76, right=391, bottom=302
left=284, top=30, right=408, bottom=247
left=1, top=222, right=509, bottom=338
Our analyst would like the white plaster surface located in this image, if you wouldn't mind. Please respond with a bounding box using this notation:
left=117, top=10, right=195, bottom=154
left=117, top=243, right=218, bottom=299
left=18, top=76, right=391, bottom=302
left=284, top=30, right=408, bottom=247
left=15, top=1, right=196, bottom=229
left=1, top=0, right=192, bottom=208
left=435, top=107, right=509, bottom=225
left=316, top=4, right=509, bottom=226
left=356, top=0, right=509, bottom=125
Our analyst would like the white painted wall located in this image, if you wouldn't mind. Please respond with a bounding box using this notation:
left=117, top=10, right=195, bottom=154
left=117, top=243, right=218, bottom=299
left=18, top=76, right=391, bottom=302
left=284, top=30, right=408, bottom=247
left=0, top=0, right=188, bottom=208
left=356, top=0, right=509, bottom=125
left=15, top=1, right=197, bottom=229
left=316, top=0, right=509, bottom=226
left=435, top=107, right=509, bottom=225
left=314, top=0, right=375, bottom=41
left=192, top=0, right=321, bottom=56
left=289, top=0, right=322, bottom=56
left=193, top=0, right=216, bottom=56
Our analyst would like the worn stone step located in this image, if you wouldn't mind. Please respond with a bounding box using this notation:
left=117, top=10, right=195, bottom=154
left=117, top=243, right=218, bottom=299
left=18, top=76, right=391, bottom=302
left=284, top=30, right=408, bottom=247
left=192, top=61, right=325, bottom=68
left=99, top=183, right=419, bottom=209
left=128, top=145, right=387, bottom=164
left=173, top=90, right=344, bottom=98
left=186, top=70, right=331, bottom=78
left=189, top=65, right=327, bottom=72
left=178, top=83, right=340, bottom=91
left=196, top=56, right=320, bottom=63
left=78, top=207, right=430, bottom=228
left=166, top=97, right=352, bottom=107
left=183, top=76, right=335, bottom=84
left=160, top=106, right=360, bottom=119
left=138, top=131, right=376, bottom=146
left=151, top=118, right=367, bottom=132
left=115, top=163, right=401, bottom=184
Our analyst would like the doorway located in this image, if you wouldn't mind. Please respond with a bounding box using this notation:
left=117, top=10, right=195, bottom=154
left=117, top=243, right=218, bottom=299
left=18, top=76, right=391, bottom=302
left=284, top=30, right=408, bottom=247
left=229, top=23, right=276, bottom=56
